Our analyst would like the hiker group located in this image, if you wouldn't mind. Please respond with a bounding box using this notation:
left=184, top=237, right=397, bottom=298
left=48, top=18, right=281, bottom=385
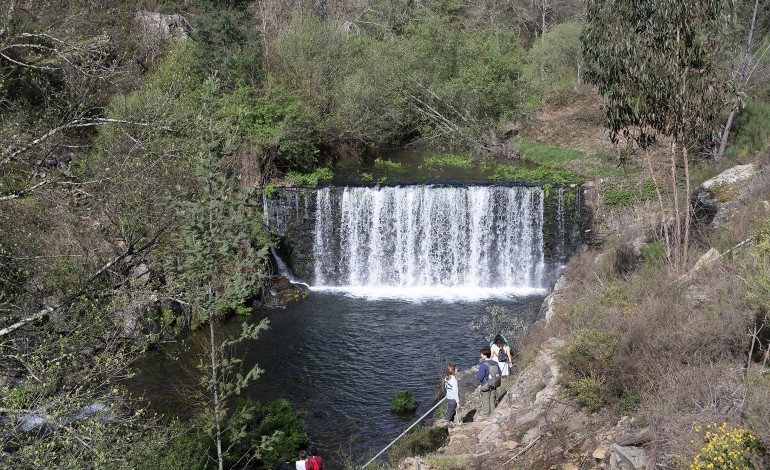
left=274, top=447, right=324, bottom=470
left=478, top=334, right=513, bottom=415
left=444, top=334, right=513, bottom=423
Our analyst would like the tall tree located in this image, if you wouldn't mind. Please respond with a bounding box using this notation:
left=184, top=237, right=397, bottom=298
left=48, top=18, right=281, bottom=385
left=582, top=0, right=735, bottom=269
left=172, top=78, right=271, bottom=469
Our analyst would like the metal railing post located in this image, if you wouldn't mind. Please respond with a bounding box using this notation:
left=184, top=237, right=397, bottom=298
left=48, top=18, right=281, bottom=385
left=360, top=397, right=447, bottom=469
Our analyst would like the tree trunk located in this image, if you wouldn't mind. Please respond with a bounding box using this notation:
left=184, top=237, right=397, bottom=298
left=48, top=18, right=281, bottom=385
left=210, top=319, right=223, bottom=470
left=716, top=106, right=737, bottom=161
left=682, top=144, right=691, bottom=270
left=715, top=0, right=761, bottom=162
left=206, top=146, right=223, bottom=470
left=646, top=150, right=672, bottom=262
left=670, top=140, right=681, bottom=268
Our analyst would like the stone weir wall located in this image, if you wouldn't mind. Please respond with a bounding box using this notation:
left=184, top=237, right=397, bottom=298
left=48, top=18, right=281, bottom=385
left=260, top=184, right=586, bottom=285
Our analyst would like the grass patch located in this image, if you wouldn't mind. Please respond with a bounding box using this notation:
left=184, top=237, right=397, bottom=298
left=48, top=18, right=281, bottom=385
left=528, top=380, right=546, bottom=401
left=388, top=425, right=449, bottom=464
left=724, top=99, right=770, bottom=163
left=285, top=167, right=333, bottom=187
left=423, top=455, right=470, bottom=469
left=422, top=154, right=475, bottom=168
left=603, top=180, right=656, bottom=207
left=491, top=164, right=579, bottom=185
left=519, top=139, right=585, bottom=165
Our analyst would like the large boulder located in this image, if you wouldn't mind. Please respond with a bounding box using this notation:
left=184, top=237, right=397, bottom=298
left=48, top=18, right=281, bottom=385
left=691, top=164, right=760, bottom=225
left=610, top=444, right=651, bottom=470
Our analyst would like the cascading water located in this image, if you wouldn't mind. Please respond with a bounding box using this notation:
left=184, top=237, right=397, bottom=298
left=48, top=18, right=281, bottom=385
left=264, top=184, right=582, bottom=300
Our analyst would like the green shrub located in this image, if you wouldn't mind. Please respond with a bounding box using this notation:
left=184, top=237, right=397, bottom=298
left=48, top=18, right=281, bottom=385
left=691, top=423, right=763, bottom=470
left=285, top=168, right=333, bottom=187
left=557, top=330, right=619, bottom=411
left=149, top=422, right=207, bottom=470
left=220, top=398, right=308, bottom=469
left=527, top=22, right=583, bottom=91
left=188, top=4, right=262, bottom=89
left=391, top=390, right=418, bottom=414
left=264, top=185, right=278, bottom=199
left=642, top=241, right=667, bottom=267
left=618, top=390, right=642, bottom=415
left=724, top=99, right=770, bottom=162
left=388, top=425, right=448, bottom=464
left=563, top=376, right=608, bottom=412
left=374, top=158, right=403, bottom=169
left=557, top=330, right=618, bottom=379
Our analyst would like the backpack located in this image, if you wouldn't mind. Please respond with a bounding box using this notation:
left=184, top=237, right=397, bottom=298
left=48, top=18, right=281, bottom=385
left=498, top=347, right=509, bottom=362
left=480, top=360, right=501, bottom=391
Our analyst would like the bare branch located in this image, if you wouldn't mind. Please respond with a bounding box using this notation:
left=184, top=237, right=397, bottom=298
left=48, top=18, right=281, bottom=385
left=0, top=221, right=172, bottom=338
left=4, top=118, right=176, bottom=162
left=0, top=180, right=49, bottom=201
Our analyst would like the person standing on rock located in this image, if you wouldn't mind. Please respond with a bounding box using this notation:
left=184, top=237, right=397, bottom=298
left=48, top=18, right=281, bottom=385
left=444, top=363, right=460, bottom=424
left=295, top=450, right=308, bottom=470
left=308, top=447, right=324, bottom=470
left=491, top=334, right=513, bottom=376
left=477, top=346, right=499, bottom=415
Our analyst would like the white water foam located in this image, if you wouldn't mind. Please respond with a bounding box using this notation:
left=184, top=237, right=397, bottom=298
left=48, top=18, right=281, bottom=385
left=312, top=185, right=546, bottom=300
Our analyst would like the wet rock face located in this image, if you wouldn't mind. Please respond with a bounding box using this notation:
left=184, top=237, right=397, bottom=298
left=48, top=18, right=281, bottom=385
left=269, top=276, right=308, bottom=305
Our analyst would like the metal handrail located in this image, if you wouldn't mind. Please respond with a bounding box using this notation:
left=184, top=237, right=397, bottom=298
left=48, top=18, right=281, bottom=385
left=360, top=397, right=447, bottom=469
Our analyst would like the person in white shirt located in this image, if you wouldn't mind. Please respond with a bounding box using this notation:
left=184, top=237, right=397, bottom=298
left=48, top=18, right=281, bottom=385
left=444, top=363, right=460, bottom=423
left=296, top=450, right=308, bottom=470
left=491, top=334, right=513, bottom=376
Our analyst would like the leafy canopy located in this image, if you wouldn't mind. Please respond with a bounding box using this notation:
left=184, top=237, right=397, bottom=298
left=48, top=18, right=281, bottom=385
left=582, top=0, right=735, bottom=148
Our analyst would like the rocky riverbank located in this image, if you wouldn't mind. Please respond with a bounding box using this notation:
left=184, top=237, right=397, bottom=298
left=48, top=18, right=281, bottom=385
left=402, top=163, right=770, bottom=470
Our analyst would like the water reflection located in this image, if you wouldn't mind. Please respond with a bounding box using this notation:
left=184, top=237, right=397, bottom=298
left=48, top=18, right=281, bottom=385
left=131, top=291, right=545, bottom=468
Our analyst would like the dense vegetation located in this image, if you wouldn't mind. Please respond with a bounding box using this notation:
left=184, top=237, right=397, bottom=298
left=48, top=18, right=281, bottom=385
left=1, top=0, right=769, bottom=468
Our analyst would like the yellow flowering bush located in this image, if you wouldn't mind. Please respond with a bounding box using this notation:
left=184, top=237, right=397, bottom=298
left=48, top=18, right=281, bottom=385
left=691, top=423, right=762, bottom=469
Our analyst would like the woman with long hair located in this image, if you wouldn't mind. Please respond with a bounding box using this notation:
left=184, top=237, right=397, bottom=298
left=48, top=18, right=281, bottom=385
left=444, top=363, right=460, bottom=423
left=491, top=334, right=513, bottom=376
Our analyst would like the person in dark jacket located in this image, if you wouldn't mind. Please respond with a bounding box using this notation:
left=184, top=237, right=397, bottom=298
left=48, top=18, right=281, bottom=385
left=273, top=454, right=293, bottom=470
left=476, top=346, right=497, bottom=415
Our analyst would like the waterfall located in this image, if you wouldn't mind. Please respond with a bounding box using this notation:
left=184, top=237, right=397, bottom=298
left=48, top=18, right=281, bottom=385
left=311, top=186, right=547, bottom=299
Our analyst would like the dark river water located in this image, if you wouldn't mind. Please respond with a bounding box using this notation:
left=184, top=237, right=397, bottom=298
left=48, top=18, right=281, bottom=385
left=131, top=290, right=547, bottom=468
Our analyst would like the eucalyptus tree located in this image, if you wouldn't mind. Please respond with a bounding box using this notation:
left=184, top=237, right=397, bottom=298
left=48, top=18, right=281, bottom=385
left=582, top=0, right=735, bottom=269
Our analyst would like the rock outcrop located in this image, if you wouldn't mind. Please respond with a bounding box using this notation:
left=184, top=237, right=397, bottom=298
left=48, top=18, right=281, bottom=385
left=691, top=163, right=765, bottom=226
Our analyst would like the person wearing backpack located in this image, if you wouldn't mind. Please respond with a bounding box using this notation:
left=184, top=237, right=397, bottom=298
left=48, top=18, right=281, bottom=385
left=491, top=334, right=513, bottom=376
left=476, top=346, right=501, bottom=416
